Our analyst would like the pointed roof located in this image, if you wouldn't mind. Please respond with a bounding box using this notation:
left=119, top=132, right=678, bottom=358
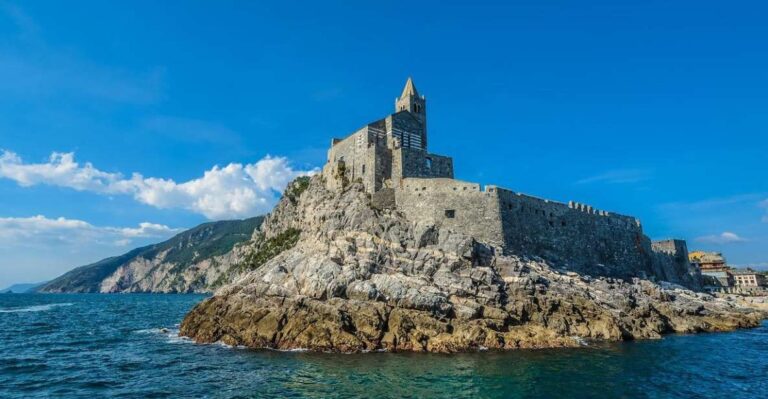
left=399, top=77, right=419, bottom=98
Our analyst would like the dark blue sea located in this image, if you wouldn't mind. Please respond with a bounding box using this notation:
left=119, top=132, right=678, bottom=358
left=0, top=294, right=766, bottom=398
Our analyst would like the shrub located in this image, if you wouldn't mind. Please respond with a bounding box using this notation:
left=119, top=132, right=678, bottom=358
left=285, top=176, right=310, bottom=204
left=240, top=228, right=301, bottom=272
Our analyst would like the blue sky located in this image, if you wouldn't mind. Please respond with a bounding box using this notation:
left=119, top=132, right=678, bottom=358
left=1, top=1, right=766, bottom=287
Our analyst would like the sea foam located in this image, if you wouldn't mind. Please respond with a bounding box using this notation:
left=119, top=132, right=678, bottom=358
left=0, top=303, right=73, bottom=313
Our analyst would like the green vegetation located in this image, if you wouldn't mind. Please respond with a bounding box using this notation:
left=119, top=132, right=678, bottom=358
left=162, top=217, right=263, bottom=274
left=285, top=176, right=310, bottom=204
left=240, top=228, right=301, bottom=272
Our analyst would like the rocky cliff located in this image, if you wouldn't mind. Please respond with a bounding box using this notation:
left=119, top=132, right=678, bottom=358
left=38, top=217, right=263, bottom=293
left=180, top=176, right=764, bottom=352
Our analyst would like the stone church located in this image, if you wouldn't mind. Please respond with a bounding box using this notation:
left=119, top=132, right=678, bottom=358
left=322, top=78, right=699, bottom=287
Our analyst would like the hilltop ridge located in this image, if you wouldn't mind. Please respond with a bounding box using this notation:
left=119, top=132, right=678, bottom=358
left=37, top=217, right=263, bottom=293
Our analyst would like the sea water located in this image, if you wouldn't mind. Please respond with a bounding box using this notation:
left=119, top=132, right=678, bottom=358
left=1, top=293, right=766, bottom=398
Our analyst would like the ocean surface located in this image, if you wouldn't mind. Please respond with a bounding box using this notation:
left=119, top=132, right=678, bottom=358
left=1, top=294, right=766, bottom=399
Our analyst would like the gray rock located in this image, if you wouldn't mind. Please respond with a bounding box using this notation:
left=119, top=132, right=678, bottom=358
left=180, top=176, right=766, bottom=353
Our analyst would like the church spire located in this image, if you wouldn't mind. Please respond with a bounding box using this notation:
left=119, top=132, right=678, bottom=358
left=394, top=76, right=428, bottom=148
left=400, top=77, right=419, bottom=98
left=395, top=77, right=426, bottom=115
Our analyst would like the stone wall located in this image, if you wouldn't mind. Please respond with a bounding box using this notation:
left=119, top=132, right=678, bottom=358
left=494, top=186, right=655, bottom=279
left=394, top=178, right=504, bottom=249
left=323, top=127, right=364, bottom=192
left=651, top=239, right=701, bottom=288
left=393, top=147, right=453, bottom=182
left=389, top=177, right=701, bottom=285
left=323, top=122, right=391, bottom=193
left=386, top=112, right=426, bottom=150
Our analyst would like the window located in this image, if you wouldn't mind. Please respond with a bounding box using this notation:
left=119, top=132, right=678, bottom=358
left=445, top=210, right=455, bottom=218
left=425, top=157, right=432, bottom=170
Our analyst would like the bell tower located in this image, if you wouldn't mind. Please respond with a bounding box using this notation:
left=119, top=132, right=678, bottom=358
left=394, top=77, right=427, bottom=130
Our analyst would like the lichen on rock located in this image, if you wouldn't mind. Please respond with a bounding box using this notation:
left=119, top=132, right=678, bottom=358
left=180, top=176, right=765, bottom=353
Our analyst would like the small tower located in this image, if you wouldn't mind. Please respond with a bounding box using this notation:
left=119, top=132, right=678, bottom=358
left=394, top=77, right=427, bottom=133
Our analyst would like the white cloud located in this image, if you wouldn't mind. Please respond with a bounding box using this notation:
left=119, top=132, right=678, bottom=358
left=575, top=169, right=652, bottom=185
left=0, top=215, right=182, bottom=248
left=0, top=215, right=183, bottom=287
left=115, top=222, right=181, bottom=238
left=0, top=150, right=316, bottom=219
left=0, top=151, right=126, bottom=192
left=694, top=231, right=747, bottom=244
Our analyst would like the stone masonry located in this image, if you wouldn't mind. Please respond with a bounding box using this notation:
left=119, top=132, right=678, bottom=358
left=322, top=78, right=699, bottom=287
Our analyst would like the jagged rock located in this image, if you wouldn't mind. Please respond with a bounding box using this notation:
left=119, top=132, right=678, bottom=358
left=180, top=177, right=765, bottom=353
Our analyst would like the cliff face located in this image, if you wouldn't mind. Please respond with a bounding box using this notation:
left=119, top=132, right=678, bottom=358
left=180, top=176, right=764, bottom=352
left=38, top=217, right=263, bottom=293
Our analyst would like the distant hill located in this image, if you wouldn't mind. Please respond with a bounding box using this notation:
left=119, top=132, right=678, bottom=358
left=1, top=282, right=47, bottom=294
left=37, top=217, right=264, bottom=294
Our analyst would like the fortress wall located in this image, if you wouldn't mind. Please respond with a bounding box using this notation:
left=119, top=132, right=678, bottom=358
left=651, top=239, right=701, bottom=288
left=651, top=239, right=687, bottom=256
left=493, top=186, right=656, bottom=279
left=369, top=141, right=391, bottom=192
left=324, top=125, right=388, bottom=193
left=395, top=178, right=504, bottom=248
left=325, top=128, right=363, bottom=166
left=396, top=148, right=454, bottom=180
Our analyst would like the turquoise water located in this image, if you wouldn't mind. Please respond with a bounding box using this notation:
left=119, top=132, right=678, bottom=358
left=1, top=294, right=766, bottom=398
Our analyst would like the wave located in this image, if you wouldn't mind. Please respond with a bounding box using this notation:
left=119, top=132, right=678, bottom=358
left=0, top=303, right=73, bottom=313
left=134, top=327, right=193, bottom=345
left=571, top=336, right=590, bottom=346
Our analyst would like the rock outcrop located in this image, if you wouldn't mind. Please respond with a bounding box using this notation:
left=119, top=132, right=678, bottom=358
left=38, top=217, right=263, bottom=293
left=180, top=176, right=764, bottom=352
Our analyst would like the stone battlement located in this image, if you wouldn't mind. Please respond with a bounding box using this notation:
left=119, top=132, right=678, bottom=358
left=321, top=78, right=700, bottom=287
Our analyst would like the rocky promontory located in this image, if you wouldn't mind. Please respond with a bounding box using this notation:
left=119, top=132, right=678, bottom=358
left=180, top=176, right=764, bottom=352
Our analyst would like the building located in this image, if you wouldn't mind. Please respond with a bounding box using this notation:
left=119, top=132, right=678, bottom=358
left=700, top=269, right=734, bottom=292
left=688, top=251, right=732, bottom=291
left=321, top=78, right=698, bottom=287
left=687, top=249, right=767, bottom=294
left=689, top=251, right=728, bottom=271
left=731, top=269, right=766, bottom=288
